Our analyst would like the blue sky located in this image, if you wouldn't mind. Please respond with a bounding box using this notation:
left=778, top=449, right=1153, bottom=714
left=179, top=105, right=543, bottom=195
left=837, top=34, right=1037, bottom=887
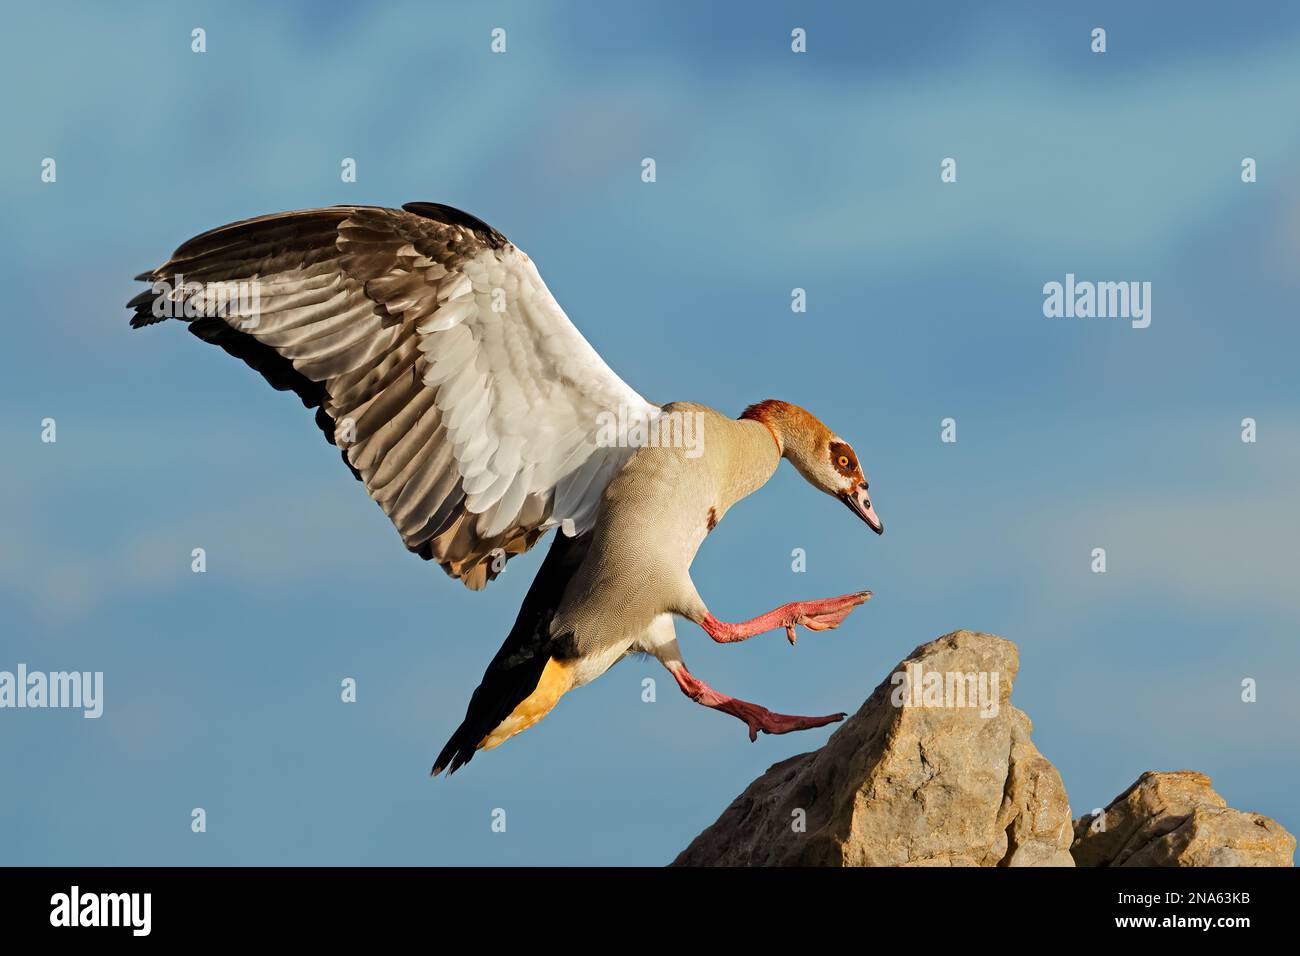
left=1, top=1, right=1297, bottom=864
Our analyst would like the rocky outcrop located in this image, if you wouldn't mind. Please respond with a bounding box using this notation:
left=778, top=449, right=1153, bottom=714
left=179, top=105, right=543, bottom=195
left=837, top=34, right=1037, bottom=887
left=674, top=630, right=1295, bottom=868
left=1071, top=771, right=1295, bottom=867
left=673, top=630, right=1075, bottom=866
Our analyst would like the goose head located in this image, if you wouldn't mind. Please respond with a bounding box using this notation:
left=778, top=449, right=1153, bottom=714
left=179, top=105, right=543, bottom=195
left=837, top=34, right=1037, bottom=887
left=741, top=400, right=884, bottom=535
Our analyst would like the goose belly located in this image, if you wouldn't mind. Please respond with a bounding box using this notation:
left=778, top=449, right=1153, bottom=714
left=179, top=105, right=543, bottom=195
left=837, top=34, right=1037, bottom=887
left=568, top=637, right=638, bottom=689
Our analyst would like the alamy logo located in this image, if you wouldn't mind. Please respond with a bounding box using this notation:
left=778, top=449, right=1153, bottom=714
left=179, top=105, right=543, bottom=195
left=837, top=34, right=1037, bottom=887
left=50, top=886, right=151, bottom=936
left=1042, top=273, right=1151, bottom=329
left=0, top=664, right=103, bottom=718
left=151, top=272, right=261, bottom=326
left=595, top=407, right=705, bottom=459
left=890, top=663, right=1000, bottom=718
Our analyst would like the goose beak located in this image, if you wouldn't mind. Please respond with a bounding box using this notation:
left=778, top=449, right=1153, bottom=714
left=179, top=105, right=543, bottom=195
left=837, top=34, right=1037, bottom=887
left=841, top=484, right=884, bottom=535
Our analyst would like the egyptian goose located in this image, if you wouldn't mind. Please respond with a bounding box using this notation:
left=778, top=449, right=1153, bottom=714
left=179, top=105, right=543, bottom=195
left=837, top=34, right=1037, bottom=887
left=128, top=203, right=883, bottom=775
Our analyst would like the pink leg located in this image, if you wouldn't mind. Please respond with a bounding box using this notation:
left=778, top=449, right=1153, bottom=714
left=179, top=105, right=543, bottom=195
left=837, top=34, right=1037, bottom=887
left=669, top=663, right=846, bottom=742
left=700, top=590, right=872, bottom=646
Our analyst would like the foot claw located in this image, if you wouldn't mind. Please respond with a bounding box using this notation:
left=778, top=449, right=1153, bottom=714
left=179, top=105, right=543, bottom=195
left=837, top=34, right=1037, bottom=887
left=789, top=590, right=873, bottom=636
left=742, top=707, right=846, bottom=737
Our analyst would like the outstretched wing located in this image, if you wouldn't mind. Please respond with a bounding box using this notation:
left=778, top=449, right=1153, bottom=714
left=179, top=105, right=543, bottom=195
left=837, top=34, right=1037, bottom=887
left=128, top=203, right=657, bottom=589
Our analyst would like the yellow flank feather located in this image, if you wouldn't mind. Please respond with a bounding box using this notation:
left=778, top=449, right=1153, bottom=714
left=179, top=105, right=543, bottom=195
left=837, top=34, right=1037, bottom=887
left=478, top=657, right=575, bottom=751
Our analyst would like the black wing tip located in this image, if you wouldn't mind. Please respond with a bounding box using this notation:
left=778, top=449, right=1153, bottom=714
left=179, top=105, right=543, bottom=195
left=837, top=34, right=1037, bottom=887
left=127, top=279, right=169, bottom=329
left=401, top=202, right=508, bottom=249
left=428, top=539, right=587, bottom=781
left=128, top=311, right=164, bottom=330
left=431, top=740, right=475, bottom=778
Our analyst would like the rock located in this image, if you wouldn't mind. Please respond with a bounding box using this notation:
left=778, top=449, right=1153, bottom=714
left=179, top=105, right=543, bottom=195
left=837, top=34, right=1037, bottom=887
left=673, top=631, right=1296, bottom=868
left=672, top=629, right=1075, bottom=866
left=1071, top=771, right=1295, bottom=867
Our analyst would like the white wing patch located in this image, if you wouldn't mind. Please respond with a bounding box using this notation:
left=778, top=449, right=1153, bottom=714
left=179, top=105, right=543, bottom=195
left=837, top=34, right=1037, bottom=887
left=131, top=204, right=658, bottom=589
left=415, top=247, right=656, bottom=539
